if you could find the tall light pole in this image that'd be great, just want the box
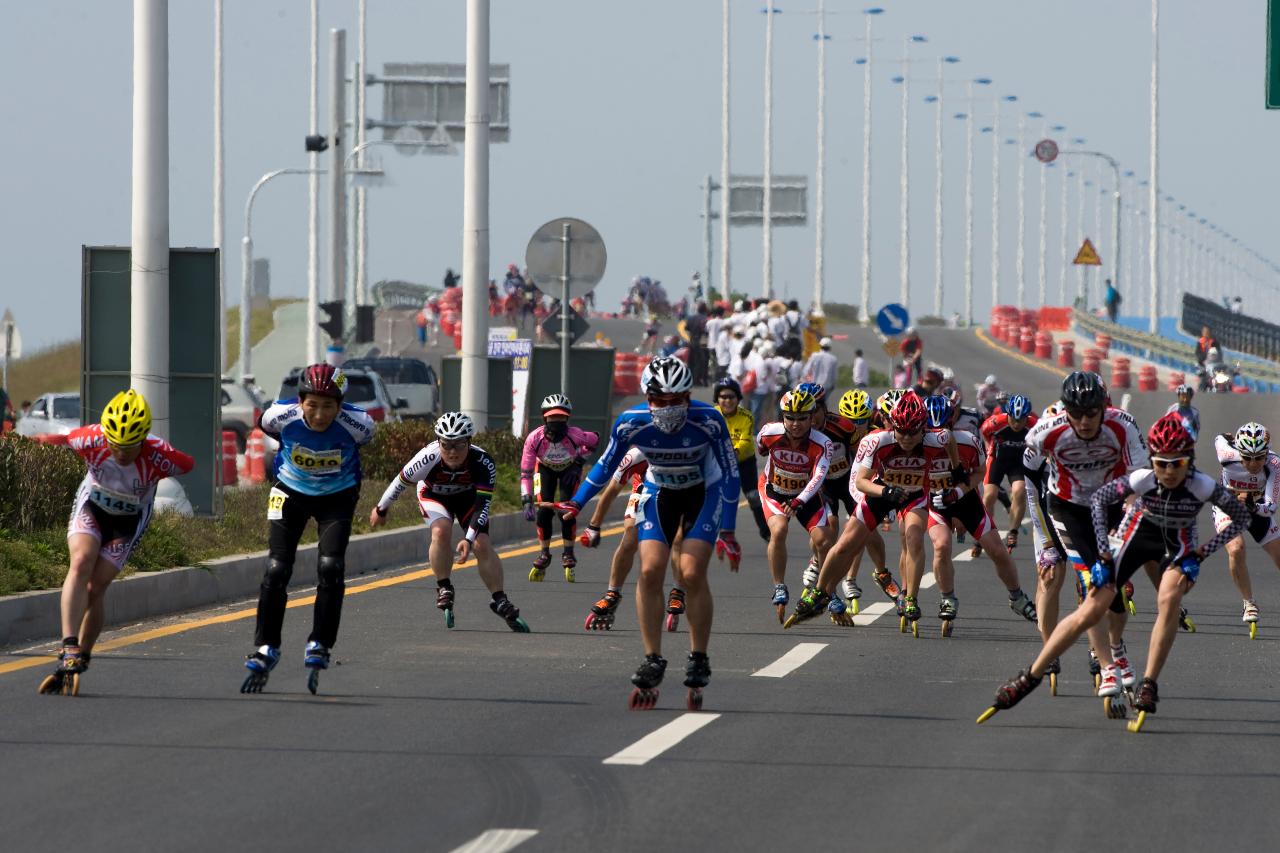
[957,76,989,325]
[1148,0,1161,334]
[924,55,960,319]
[1059,167,1071,305]
[328,29,346,316]
[307,0,320,365]
[894,35,927,310]
[354,0,369,310]
[460,0,491,428]
[1013,110,1028,308]
[214,0,225,374]
[857,7,883,324]
[720,0,731,303]
[988,93,1016,311]
[762,5,777,299]
[812,1,829,316]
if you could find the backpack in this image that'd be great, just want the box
[780,313,803,360]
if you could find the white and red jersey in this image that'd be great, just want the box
[67,425,195,516]
[1022,408,1148,506]
[852,428,951,493]
[1214,434,1280,507]
[611,446,650,493]
[756,422,832,503]
[927,430,983,491]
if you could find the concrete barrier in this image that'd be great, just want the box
[0,503,625,648]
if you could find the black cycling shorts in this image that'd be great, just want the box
[984,446,1026,486]
[823,475,856,518]
[1047,494,1122,577]
[1111,516,1194,614]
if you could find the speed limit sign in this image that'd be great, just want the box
[1034,138,1059,164]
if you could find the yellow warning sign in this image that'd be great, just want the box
[1073,238,1102,266]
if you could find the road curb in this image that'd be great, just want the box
[0,503,623,648]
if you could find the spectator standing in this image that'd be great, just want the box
[1104,279,1121,323]
[1195,325,1220,367]
[443,268,459,289]
[801,337,839,391]
[852,349,869,388]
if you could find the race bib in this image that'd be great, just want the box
[770,468,808,495]
[650,466,703,489]
[88,485,141,516]
[532,471,542,495]
[290,446,343,475]
[828,455,850,478]
[267,487,288,520]
[882,471,924,488]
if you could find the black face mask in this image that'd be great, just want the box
[544,421,568,441]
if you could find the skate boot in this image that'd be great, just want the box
[38,643,87,696]
[665,588,686,632]
[871,569,902,603]
[782,586,832,629]
[1009,590,1038,623]
[956,530,966,545]
[629,653,668,710]
[977,668,1043,723]
[683,651,711,710]
[1111,644,1136,690]
[900,595,921,637]
[828,595,854,627]
[304,641,330,695]
[490,596,531,632]
[437,583,456,628]
[840,578,862,615]
[802,557,820,589]
[938,594,958,638]
[1128,678,1159,733]
[1178,606,1196,632]
[1045,657,1062,696]
[969,542,983,559]
[1005,529,1018,550]
[1098,664,1129,719]
[585,590,622,631]
[562,548,577,583]
[240,645,280,694]
[772,583,790,625]
[1243,599,1260,640]
[528,549,552,582]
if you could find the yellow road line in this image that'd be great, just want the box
[973,327,1068,378]
[0,522,628,677]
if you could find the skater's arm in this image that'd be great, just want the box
[375,445,437,511]
[1260,455,1280,516]
[1024,471,1053,555]
[587,477,625,527]
[336,404,375,445]
[143,437,196,477]
[570,416,636,506]
[1089,476,1132,561]
[796,433,833,506]
[1214,433,1240,465]
[519,428,541,499]
[707,411,741,525]
[464,453,498,543]
[1202,482,1251,558]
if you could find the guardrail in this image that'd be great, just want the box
[372,280,439,309]
[1182,293,1280,363]
[1072,309,1280,392]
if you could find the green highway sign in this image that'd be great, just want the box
[1269,0,1280,108]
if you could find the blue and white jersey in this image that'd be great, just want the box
[262,400,375,496]
[572,400,741,530]
[1164,403,1201,440]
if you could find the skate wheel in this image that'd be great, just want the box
[899,615,907,634]
[444,608,455,629]
[1127,710,1147,733]
[1049,673,1058,697]
[509,617,531,633]
[1250,622,1258,640]
[850,598,860,615]
[782,614,798,630]
[665,613,679,633]
[68,673,79,696]
[629,687,659,710]
[240,672,267,694]
[1126,600,1137,616]
[307,669,320,695]
[564,568,576,583]
[776,604,786,625]
[976,707,998,725]
[686,688,703,712]
[527,567,544,582]
[37,674,60,695]
[1093,673,1101,692]
[941,620,953,638]
[1103,696,1127,719]
[911,620,919,639]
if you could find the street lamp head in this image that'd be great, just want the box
[1051,124,1067,132]
[924,95,939,103]
[1072,137,1087,144]
[910,34,927,43]
[1067,171,1075,177]
[973,77,992,85]
[864,7,884,14]
[943,56,961,63]
[760,7,782,14]
[854,57,868,64]
[1004,138,1016,145]
[1003,95,1018,102]
[1028,111,1043,118]
[1123,170,1135,177]
[980,126,994,133]
[953,112,968,119]
[891,75,905,83]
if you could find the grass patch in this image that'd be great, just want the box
[225,298,300,368]
[836,364,891,390]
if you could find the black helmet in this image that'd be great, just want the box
[1061,371,1107,411]
[714,377,742,400]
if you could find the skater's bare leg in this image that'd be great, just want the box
[428,519,454,583]
[1031,586,1117,676]
[678,539,714,652]
[976,528,1021,591]
[818,518,871,593]
[472,535,504,593]
[900,509,928,598]
[1036,559,1067,643]
[1226,536,1253,601]
[1144,569,1191,680]
[929,523,955,593]
[1008,480,1028,532]
[608,523,639,588]
[766,515,789,585]
[637,540,673,655]
[60,534,102,641]
[77,557,120,654]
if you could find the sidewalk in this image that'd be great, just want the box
[227,302,309,399]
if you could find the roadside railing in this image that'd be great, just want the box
[1182,293,1280,363]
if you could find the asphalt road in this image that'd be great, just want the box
[3,325,1280,852]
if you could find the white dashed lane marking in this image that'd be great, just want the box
[751,643,828,678]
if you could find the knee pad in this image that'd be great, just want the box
[263,557,293,590]
[317,555,345,587]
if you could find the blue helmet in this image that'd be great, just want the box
[796,382,827,405]
[1007,394,1032,420]
[924,394,952,429]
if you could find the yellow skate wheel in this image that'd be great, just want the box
[899,615,907,633]
[528,566,545,582]
[37,674,59,695]
[782,614,798,630]
[564,567,576,583]
[976,707,998,725]
[1049,673,1058,696]
[911,620,920,638]
[1126,599,1137,616]
[776,604,786,625]
[850,598,860,615]
[1250,622,1258,640]
[941,621,952,638]
[1103,695,1127,719]
[1127,710,1147,733]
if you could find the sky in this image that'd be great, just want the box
[2,0,1278,353]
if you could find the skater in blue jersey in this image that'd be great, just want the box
[560,356,741,710]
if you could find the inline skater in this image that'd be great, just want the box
[980,394,1038,550]
[40,390,194,696]
[241,365,372,695]
[981,414,1248,727]
[370,412,530,634]
[838,390,907,606]
[714,377,770,540]
[796,383,854,586]
[1018,372,1145,694]
[1165,384,1201,440]
[787,392,946,631]
[1216,423,1280,633]
[520,394,599,582]
[758,387,834,622]
[561,356,741,710]
[923,395,1036,635]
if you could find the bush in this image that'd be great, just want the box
[0,435,84,534]
[823,303,860,324]
[361,421,524,482]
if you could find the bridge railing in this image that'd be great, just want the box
[372,280,439,309]
[1182,293,1280,363]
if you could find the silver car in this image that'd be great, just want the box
[16,392,80,438]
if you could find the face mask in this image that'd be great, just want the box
[543,421,568,441]
[650,404,689,434]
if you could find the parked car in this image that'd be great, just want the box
[221,377,264,452]
[15,392,80,438]
[343,357,439,420]
[277,367,406,424]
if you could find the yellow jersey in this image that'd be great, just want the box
[721,407,756,462]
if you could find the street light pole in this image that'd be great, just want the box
[927,56,959,318]
[762,4,775,300]
[214,0,225,374]
[858,7,883,324]
[1014,110,1027,308]
[896,36,925,311]
[812,1,828,316]
[460,0,491,429]
[307,0,320,365]
[1059,168,1070,305]
[1149,0,1161,334]
[720,0,731,303]
[355,0,369,310]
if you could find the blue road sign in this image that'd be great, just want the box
[876,303,910,336]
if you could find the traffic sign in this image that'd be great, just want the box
[1034,138,1059,164]
[881,337,900,358]
[1073,238,1102,266]
[875,303,910,336]
[524,218,607,300]
[541,303,590,346]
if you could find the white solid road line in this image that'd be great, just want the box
[603,713,722,766]
[751,642,828,678]
[851,601,895,626]
[920,572,937,590]
[449,829,539,853]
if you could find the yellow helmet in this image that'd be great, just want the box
[101,389,152,446]
[838,389,871,421]
[877,389,906,419]
[779,389,817,415]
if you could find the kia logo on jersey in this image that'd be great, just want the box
[773,448,812,467]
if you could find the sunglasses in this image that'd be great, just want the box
[1065,407,1102,419]
[1241,453,1267,462]
[649,394,686,408]
[782,413,810,422]
[1152,456,1190,470]
[895,428,923,438]
[440,439,470,451]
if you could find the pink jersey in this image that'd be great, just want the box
[67,425,195,515]
[519,425,599,498]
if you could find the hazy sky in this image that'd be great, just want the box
[2,0,1277,352]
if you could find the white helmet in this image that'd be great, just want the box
[1235,422,1271,456]
[434,411,476,441]
[985,374,998,386]
[641,356,694,395]
[540,393,572,414]
[819,337,833,349]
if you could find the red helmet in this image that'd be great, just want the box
[890,390,927,432]
[298,364,347,401]
[1148,412,1193,456]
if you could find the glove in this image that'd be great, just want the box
[716,531,742,572]
[578,524,601,548]
[555,500,582,523]
[1037,546,1062,573]
[787,497,804,515]
[881,485,907,508]
[1178,554,1200,583]
[1256,500,1276,518]
[1089,557,1114,589]
[930,488,960,510]
[950,465,970,487]
[521,494,535,522]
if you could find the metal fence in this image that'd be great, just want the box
[372,280,438,309]
[1182,293,1280,362]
